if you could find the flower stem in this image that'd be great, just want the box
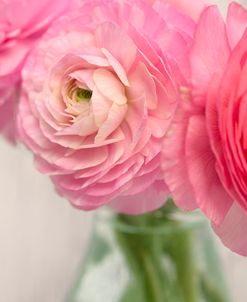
[114,202,230,302]
[164,228,200,302]
[115,210,180,302]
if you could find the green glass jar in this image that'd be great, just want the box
[68,202,231,302]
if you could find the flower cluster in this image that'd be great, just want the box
[2,0,247,255]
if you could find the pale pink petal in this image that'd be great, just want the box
[162,103,197,210]
[123,169,160,196]
[111,180,168,215]
[138,154,161,175]
[55,147,108,170]
[213,203,247,256]
[69,69,94,90]
[128,63,157,110]
[93,68,127,105]
[101,48,130,86]
[52,171,106,191]
[56,115,98,137]
[91,87,112,127]
[74,142,125,178]
[95,103,128,143]
[156,29,193,84]
[78,54,110,67]
[126,23,170,83]
[152,1,195,36]
[125,96,147,145]
[54,186,110,211]
[129,125,152,156]
[18,95,55,150]
[153,3,191,31]
[148,116,168,138]
[99,157,137,183]
[226,2,247,49]
[190,6,230,106]
[82,159,143,197]
[39,120,85,149]
[149,78,178,130]
[149,0,210,20]
[141,138,161,163]
[75,129,125,149]
[95,22,137,72]
[34,156,73,175]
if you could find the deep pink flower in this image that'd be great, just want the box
[0,0,78,142]
[162,2,247,255]
[18,0,194,214]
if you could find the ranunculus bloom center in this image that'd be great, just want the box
[75,88,92,102]
[46,51,129,140]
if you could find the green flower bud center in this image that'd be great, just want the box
[76,88,92,102]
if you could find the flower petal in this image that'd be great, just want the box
[226,2,247,49]
[213,203,247,256]
[186,115,233,225]
[95,22,137,72]
[190,5,230,106]
[93,68,127,105]
[111,180,168,215]
[95,103,128,143]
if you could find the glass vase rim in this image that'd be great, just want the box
[96,207,208,235]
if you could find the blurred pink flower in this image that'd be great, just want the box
[0,0,77,142]
[162,3,247,255]
[18,0,194,214]
[147,0,210,20]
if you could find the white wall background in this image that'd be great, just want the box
[0,1,247,301]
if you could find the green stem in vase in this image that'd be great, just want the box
[165,228,200,302]
[67,201,232,302]
[116,232,173,302]
[115,207,182,302]
[114,200,229,302]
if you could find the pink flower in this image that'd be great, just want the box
[162,2,247,255]
[0,0,78,142]
[18,0,194,214]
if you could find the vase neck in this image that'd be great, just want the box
[97,201,206,236]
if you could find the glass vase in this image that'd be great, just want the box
[68,201,231,302]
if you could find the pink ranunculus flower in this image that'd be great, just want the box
[0,0,79,142]
[162,2,247,255]
[18,0,195,214]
